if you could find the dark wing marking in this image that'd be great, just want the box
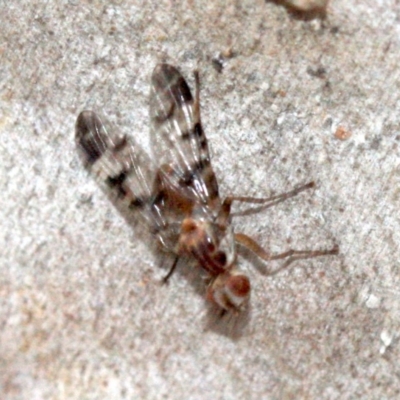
[75,111,166,232]
[149,64,220,210]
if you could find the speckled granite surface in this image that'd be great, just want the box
[1,1,400,398]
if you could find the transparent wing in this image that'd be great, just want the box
[75,110,166,233]
[149,64,220,210]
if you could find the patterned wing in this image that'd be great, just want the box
[149,64,220,210]
[75,111,166,233]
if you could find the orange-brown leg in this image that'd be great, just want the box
[228,181,315,217]
[217,181,314,227]
[235,232,338,273]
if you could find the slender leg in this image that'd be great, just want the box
[235,232,338,273]
[217,181,315,228]
[227,181,315,217]
[162,256,180,283]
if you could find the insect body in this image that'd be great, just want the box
[75,64,338,312]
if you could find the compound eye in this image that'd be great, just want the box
[227,274,250,300]
[207,272,251,311]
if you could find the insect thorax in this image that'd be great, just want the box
[177,207,236,276]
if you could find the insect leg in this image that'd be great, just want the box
[227,181,315,217]
[235,232,338,273]
[217,182,314,226]
[162,255,180,283]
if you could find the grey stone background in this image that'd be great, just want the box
[1,0,400,399]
